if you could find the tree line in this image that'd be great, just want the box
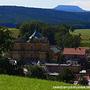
[19,21,81,48]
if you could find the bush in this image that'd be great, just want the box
[0,58,13,74]
[30,65,47,79]
[47,75,58,81]
[58,69,75,83]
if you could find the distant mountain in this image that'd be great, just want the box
[0,6,90,28]
[54,5,85,12]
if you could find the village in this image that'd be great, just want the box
[7,28,90,85]
[1,1,90,90]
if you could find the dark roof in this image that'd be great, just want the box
[15,30,48,43]
[27,30,47,42]
[29,30,43,39]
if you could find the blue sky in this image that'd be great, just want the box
[0,0,90,10]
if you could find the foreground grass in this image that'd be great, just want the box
[0,75,86,90]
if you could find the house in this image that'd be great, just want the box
[9,30,50,64]
[44,63,81,76]
[9,30,62,64]
[63,48,89,65]
[50,46,61,62]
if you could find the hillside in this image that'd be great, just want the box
[0,75,78,90]
[54,5,85,12]
[9,28,20,38]
[0,6,90,28]
[71,29,90,47]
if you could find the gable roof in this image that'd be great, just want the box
[63,48,87,55]
[27,30,46,42]
[29,30,43,40]
[50,46,60,54]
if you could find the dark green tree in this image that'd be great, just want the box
[30,65,47,79]
[19,21,56,44]
[58,69,75,83]
[72,34,81,48]
[0,26,14,57]
[55,25,81,48]
[56,24,75,36]
[19,21,46,36]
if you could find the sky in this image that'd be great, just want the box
[0,0,90,10]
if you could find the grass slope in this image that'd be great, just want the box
[72,29,90,47]
[0,75,78,90]
[9,28,20,38]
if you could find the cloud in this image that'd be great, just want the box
[0,0,90,10]
[0,0,27,6]
[76,1,90,10]
[28,0,90,10]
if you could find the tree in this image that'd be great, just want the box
[19,21,45,36]
[58,69,75,83]
[55,25,81,48]
[20,22,78,46]
[0,26,14,57]
[0,57,17,75]
[30,65,47,79]
[72,34,81,48]
[19,21,57,44]
[57,24,71,35]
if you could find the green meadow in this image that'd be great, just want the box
[71,29,90,47]
[0,75,89,90]
[9,28,20,38]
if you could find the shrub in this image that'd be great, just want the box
[58,69,75,83]
[30,65,47,79]
[0,57,14,74]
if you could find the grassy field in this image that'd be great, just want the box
[0,75,81,90]
[71,29,90,47]
[9,28,20,38]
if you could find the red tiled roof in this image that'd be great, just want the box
[63,48,87,55]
